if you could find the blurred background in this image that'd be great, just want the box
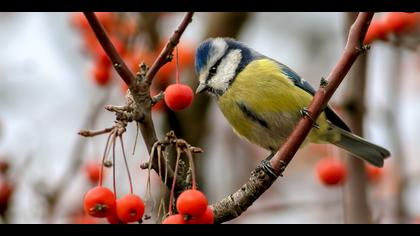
[0,12,419,224]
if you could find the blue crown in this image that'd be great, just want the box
[195,38,259,75]
[195,39,212,74]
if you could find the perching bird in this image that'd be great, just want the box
[194,37,390,173]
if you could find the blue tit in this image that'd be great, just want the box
[194,37,390,169]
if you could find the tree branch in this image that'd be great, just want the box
[82,12,194,193]
[211,12,374,224]
[84,12,136,86]
[146,12,194,84]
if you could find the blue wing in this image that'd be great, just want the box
[276,61,352,132]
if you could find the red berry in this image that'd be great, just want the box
[162,214,187,224]
[0,180,13,215]
[364,19,387,44]
[83,186,116,218]
[92,63,112,86]
[365,164,383,183]
[176,189,208,217]
[316,158,347,186]
[84,162,102,184]
[106,209,126,224]
[164,84,193,111]
[116,194,145,223]
[383,12,418,34]
[188,207,214,224]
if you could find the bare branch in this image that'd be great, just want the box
[145,12,194,84]
[211,12,375,224]
[78,127,114,137]
[83,12,136,86]
[82,12,195,194]
[151,91,165,106]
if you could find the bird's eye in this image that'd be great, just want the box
[209,66,217,75]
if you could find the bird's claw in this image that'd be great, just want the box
[300,107,320,129]
[261,159,280,178]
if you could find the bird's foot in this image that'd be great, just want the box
[261,159,280,178]
[300,107,320,129]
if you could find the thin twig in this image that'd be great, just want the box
[145,12,194,84]
[151,91,165,106]
[112,133,117,196]
[132,122,140,155]
[78,127,114,137]
[83,12,136,86]
[119,136,133,194]
[169,148,182,215]
[100,130,114,186]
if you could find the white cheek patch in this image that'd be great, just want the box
[209,49,242,92]
[199,38,228,85]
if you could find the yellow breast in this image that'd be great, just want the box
[217,59,330,151]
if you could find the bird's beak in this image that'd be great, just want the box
[195,83,208,94]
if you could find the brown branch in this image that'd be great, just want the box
[84,12,136,86]
[145,12,194,84]
[82,12,194,193]
[211,12,375,224]
[78,127,113,137]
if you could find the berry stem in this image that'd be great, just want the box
[132,122,140,156]
[185,148,197,190]
[175,46,180,84]
[157,145,167,216]
[100,130,114,186]
[120,136,134,194]
[169,148,182,215]
[112,133,117,196]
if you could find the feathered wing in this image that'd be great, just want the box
[275,61,351,131]
[274,60,390,166]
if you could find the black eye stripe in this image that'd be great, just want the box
[205,58,223,83]
[209,66,217,75]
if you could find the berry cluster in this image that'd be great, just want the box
[83,185,145,224]
[82,138,145,224]
[73,13,200,224]
[161,136,213,224]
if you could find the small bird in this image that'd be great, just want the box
[194,37,390,174]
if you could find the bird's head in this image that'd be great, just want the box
[194,37,257,97]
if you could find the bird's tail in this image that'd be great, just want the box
[330,125,390,167]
